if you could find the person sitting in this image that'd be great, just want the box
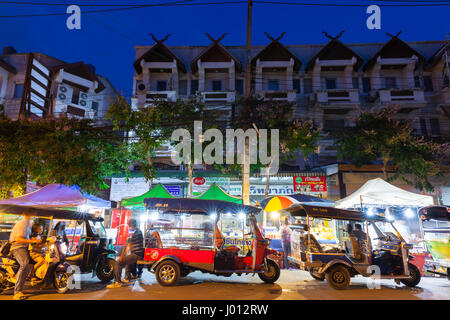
[145,223,162,249]
[29,223,46,280]
[53,222,69,247]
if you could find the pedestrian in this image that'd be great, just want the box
[9,208,42,300]
[280,216,292,269]
[107,219,144,288]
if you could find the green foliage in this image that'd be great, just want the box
[0,115,128,197]
[335,108,449,192]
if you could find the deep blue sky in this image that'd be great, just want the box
[0,1,449,95]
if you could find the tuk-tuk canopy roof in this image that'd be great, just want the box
[144,197,261,215]
[0,204,102,221]
[282,203,386,222]
[121,184,174,208]
[195,183,242,204]
[0,184,111,209]
[419,206,450,222]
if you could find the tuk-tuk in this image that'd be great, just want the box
[283,204,421,290]
[418,205,450,280]
[138,198,280,286]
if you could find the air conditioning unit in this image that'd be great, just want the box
[57,84,68,101]
[79,92,88,107]
[137,81,147,93]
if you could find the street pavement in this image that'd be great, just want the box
[0,270,448,300]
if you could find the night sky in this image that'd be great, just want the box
[1,1,449,95]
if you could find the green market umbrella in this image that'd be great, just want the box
[195,183,242,204]
[121,184,174,208]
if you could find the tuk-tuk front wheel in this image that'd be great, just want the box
[54,270,70,294]
[258,259,280,284]
[325,265,350,290]
[97,258,115,283]
[155,260,180,286]
[400,263,421,287]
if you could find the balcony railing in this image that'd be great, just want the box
[378,88,425,103]
[200,91,236,103]
[145,90,177,103]
[316,89,360,103]
[257,90,297,102]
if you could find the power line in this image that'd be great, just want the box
[2,0,450,18]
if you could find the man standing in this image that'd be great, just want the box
[9,208,42,300]
[280,216,292,269]
[107,219,144,288]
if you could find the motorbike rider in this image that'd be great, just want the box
[9,208,42,300]
[29,223,46,280]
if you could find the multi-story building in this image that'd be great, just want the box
[132,33,449,168]
[0,46,116,120]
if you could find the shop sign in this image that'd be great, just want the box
[228,184,294,196]
[110,177,150,201]
[293,176,327,198]
[193,177,205,185]
[192,177,231,195]
[165,185,181,197]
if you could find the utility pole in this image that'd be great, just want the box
[242,0,253,205]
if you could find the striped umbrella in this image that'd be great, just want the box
[260,196,299,212]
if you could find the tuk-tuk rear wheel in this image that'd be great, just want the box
[155,260,180,286]
[97,258,115,283]
[325,265,350,290]
[258,259,280,284]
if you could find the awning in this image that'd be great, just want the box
[122,184,174,208]
[195,183,242,204]
[0,204,101,221]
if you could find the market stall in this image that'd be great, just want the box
[335,178,434,273]
[195,183,243,204]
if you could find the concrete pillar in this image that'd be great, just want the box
[171,59,179,93]
[141,60,150,91]
[370,57,382,90]
[344,64,353,90]
[198,59,205,92]
[312,59,321,91]
[255,59,263,92]
[229,60,235,91]
[403,56,417,88]
[0,69,8,100]
[286,58,294,91]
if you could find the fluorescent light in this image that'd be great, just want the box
[209,213,217,220]
[238,212,245,220]
[404,208,415,218]
[367,207,374,216]
[270,211,279,219]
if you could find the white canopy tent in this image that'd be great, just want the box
[335,178,434,209]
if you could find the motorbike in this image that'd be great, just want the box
[0,236,72,294]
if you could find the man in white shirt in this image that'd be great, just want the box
[9,208,42,300]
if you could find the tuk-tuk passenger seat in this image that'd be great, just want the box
[345,224,362,261]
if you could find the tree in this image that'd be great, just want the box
[335,108,449,192]
[0,114,129,197]
[228,97,321,197]
[107,95,212,193]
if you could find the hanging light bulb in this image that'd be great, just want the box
[404,208,415,219]
[367,207,374,216]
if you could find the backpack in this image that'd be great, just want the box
[0,241,11,256]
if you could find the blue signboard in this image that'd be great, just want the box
[165,185,181,197]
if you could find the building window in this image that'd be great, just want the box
[91,101,99,112]
[352,77,359,89]
[430,119,441,136]
[71,87,80,104]
[179,80,187,95]
[268,79,279,91]
[414,76,421,88]
[156,80,167,91]
[211,80,222,91]
[13,83,24,98]
[303,78,312,94]
[362,77,371,93]
[384,77,397,89]
[420,118,428,136]
[423,76,433,92]
[325,78,337,90]
[235,79,244,95]
[323,119,345,132]
[190,80,198,95]
[293,79,300,93]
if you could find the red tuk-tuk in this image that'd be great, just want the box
[138,198,280,286]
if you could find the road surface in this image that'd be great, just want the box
[0,269,448,300]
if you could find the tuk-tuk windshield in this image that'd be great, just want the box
[88,220,107,238]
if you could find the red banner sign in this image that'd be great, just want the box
[293,176,327,198]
